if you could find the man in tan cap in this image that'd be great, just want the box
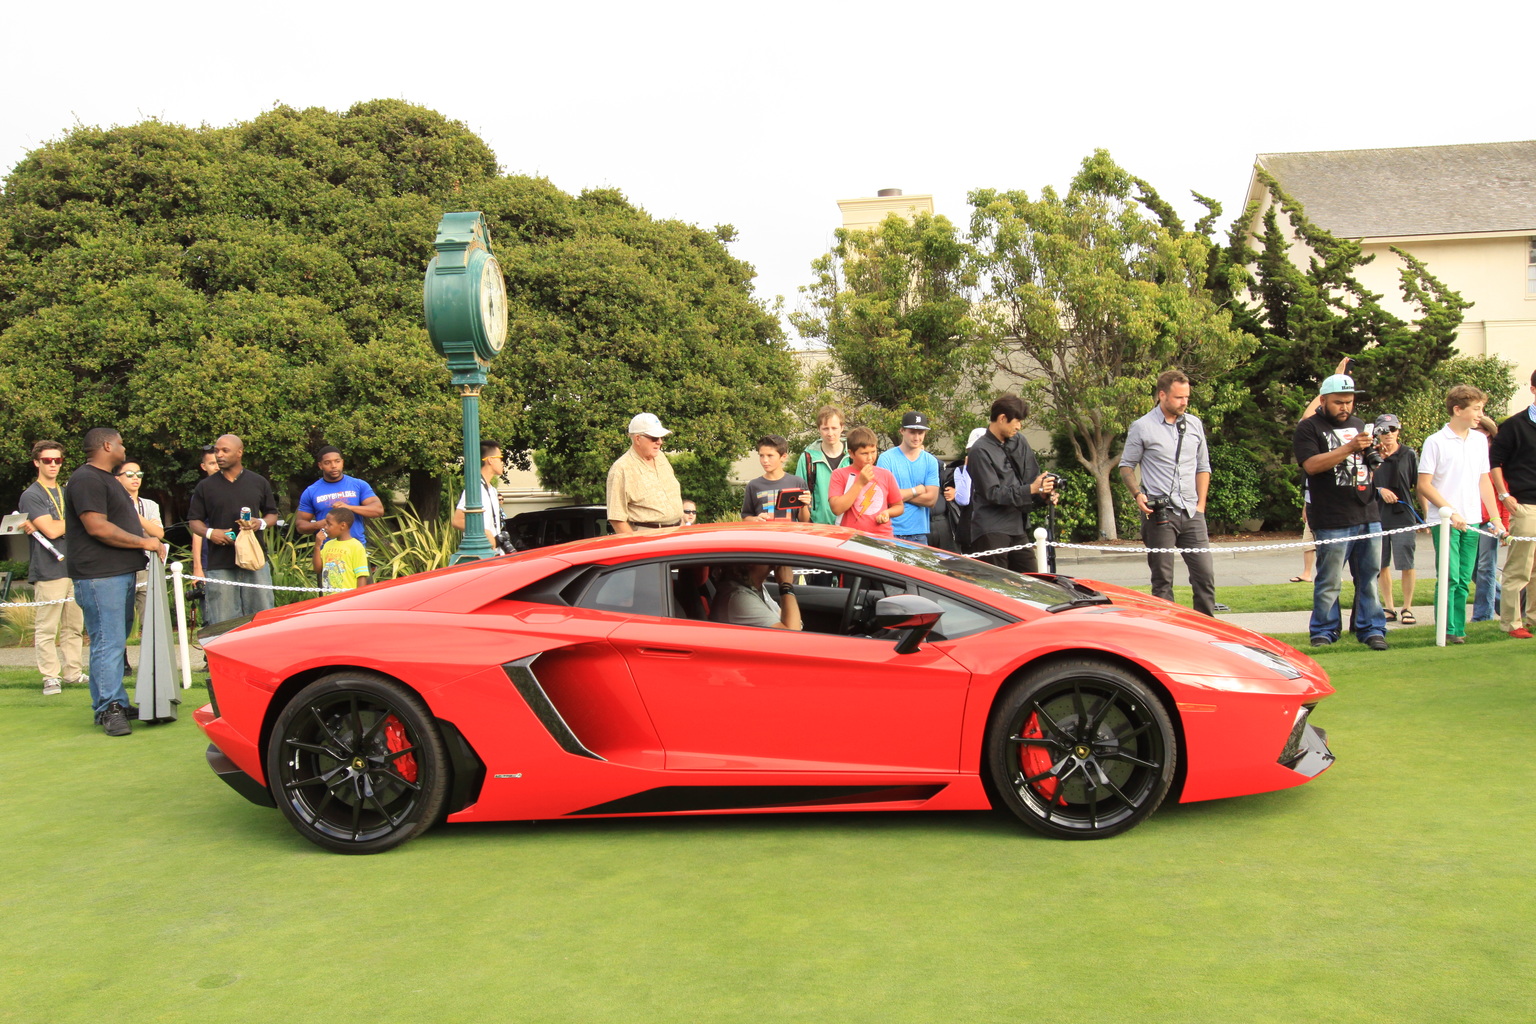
[607,413,683,533]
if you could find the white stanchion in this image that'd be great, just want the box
[170,561,192,690]
[1034,527,1049,574]
[1435,509,1453,648]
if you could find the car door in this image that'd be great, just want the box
[602,559,973,773]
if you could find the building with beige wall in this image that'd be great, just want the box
[1243,141,1536,404]
[836,189,935,233]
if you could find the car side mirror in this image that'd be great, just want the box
[871,595,942,654]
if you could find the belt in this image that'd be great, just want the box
[629,521,680,529]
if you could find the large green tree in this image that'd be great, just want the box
[1165,169,1469,520]
[968,151,1255,539]
[789,211,987,443]
[0,100,794,518]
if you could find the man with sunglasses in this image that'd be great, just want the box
[452,440,507,547]
[18,440,85,696]
[115,461,164,631]
[606,413,683,533]
[1370,414,1419,625]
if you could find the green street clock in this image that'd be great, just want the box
[423,210,507,563]
[423,211,508,385]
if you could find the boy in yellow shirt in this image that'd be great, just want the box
[313,508,370,590]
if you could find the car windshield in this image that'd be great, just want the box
[837,535,1085,608]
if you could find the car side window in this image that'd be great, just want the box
[915,585,1007,641]
[575,563,668,617]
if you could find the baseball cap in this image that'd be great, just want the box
[1373,414,1401,432]
[627,412,671,437]
[1319,374,1359,396]
[900,411,931,430]
[966,427,988,450]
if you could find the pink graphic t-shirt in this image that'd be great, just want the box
[828,465,900,537]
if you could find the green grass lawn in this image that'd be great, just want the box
[3,640,1531,1023]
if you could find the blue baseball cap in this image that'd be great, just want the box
[1319,374,1359,396]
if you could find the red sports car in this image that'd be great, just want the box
[195,523,1334,854]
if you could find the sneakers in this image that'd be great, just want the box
[1310,636,1333,648]
[97,701,132,737]
[1449,635,1467,645]
[1365,635,1389,651]
[42,677,62,696]
[1508,627,1533,639]
[63,674,90,686]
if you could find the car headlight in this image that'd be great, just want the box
[1210,641,1303,680]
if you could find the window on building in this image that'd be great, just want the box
[1529,238,1536,294]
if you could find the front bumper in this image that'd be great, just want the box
[1279,707,1334,779]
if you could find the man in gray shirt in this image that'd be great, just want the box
[1119,370,1216,616]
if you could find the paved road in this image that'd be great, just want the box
[1054,531,1445,637]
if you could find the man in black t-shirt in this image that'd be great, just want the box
[1293,374,1387,650]
[188,434,279,624]
[64,427,165,736]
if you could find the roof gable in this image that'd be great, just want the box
[1254,140,1536,238]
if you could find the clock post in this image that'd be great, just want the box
[423,211,509,564]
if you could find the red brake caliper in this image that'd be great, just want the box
[1021,712,1062,804]
[383,715,419,783]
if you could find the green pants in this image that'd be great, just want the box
[1431,525,1481,637]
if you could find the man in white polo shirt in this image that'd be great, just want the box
[1417,384,1507,643]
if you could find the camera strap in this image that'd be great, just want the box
[1171,418,1187,510]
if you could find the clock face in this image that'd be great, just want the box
[479,255,508,354]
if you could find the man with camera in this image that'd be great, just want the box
[1293,374,1388,650]
[1119,370,1217,617]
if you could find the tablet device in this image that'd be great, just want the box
[773,488,805,512]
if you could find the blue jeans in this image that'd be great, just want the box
[205,565,275,625]
[1473,528,1501,621]
[895,533,929,546]
[73,573,135,715]
[1312,523,1386,643]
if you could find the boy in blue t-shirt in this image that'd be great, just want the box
[313,508,371,590]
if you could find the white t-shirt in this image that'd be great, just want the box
[1419,425,1490,525]
[455,478,504,532]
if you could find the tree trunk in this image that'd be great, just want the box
[408,469,442,523]
[1092,461,1119,541]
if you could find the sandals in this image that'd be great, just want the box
[1288,576,1313,583]
[1383,609,1397,622]
[1399,609,1416,625]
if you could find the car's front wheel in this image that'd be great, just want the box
[988,660,1175,840]
[267,673,448,854]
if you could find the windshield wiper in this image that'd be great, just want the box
[1035,574,1113,613]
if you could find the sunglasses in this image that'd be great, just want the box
[640,435,665,444]
[38,456,63,465]
[117,471,144,478]
[682,509,698,516]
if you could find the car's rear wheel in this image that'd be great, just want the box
[267,673,448,854]
[988,660,1175,840]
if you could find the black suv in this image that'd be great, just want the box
[504,505,611,551]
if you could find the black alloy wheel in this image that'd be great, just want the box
[267,673,449,854]
[988,660,1176,839]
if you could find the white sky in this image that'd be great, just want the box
[4,1,1528,345]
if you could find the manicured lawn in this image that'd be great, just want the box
[2,639,1530,1023]
[1125,578,1478,614]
